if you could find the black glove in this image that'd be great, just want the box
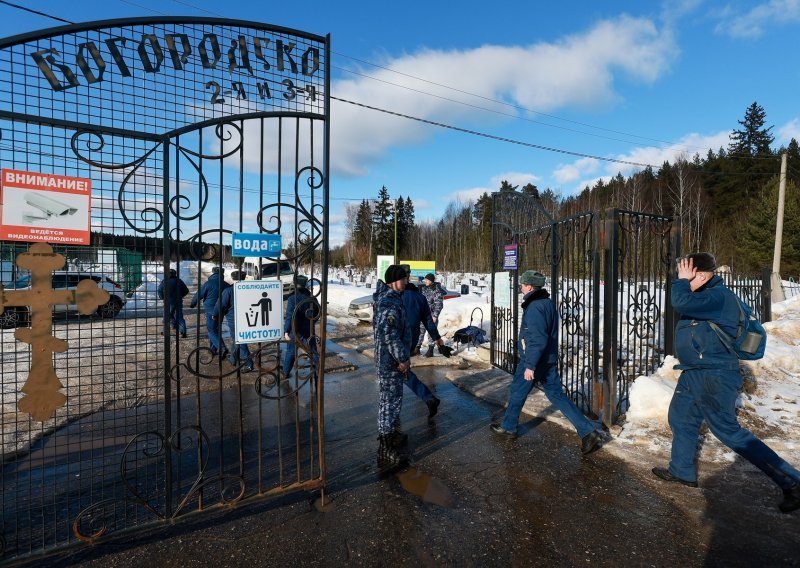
[438,345,453,358]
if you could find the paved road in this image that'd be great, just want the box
[35,344,800,567]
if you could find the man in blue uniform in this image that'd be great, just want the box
[190,266,230,359]
[652,253,800,513]
[158,268,189,338]
[402,278,451,418]
[214,270,253,372]
[283,275,320,380]
[417,272,446,357]
[373,264,411,466]
[491,270,603,455]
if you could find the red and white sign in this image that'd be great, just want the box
[0,169,92,245]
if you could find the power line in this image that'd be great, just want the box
[0,0,71,23]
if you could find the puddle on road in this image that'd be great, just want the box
[396,467,455,508]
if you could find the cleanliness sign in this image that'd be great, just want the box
[233,280,284,344]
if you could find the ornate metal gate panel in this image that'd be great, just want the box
[491,195,678,426]
[0,17,329,561]
[602,209,678,423]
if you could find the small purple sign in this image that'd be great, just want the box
[503,244,518,270]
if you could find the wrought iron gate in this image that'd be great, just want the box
[490,192,679,426]
[0,17,330,562]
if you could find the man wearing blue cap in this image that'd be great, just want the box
[491,270,603,455]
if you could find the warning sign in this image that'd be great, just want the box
[233,280,284,344]
[0,169,92,244]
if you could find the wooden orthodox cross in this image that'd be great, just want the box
[0,243,109,421]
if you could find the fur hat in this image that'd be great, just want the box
[424,273,436,282]
[294,275,309,288]
[212,266,223,274]
[520,270,546,287]
[384,264,407,284]
[686,252,716,272]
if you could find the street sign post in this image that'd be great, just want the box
[233,280,284,344]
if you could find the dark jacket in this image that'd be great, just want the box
[216,286,236,326]
[373,280,409,371]
[671,275,740,371]
[519,289,558,372]
[284,287,319,339]
[402,283,440,348]
[158,276,189,304]
[420,281,446,318]
[190,273,230,309]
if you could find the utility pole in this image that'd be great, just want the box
[393,198,398,260]
[771,152,787,304]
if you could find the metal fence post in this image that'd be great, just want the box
[601,208,619,428]
[664,217,681,356]
[761,267,772,323]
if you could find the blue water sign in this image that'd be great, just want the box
[232,232,282,257]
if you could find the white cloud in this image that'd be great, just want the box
[777,118,800,145]
[327,15,676,177]
[556,130,732,193]
[713,0,800,38]
[553,157,600,184]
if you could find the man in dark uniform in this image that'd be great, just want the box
[190,266,230,359]
[417,272,446,357]
[652,253,800,513]
[283,275,320,380]
[402,278,451,418]
[373,264,411,467]
[491,270,603,455]
[158,268,189,337]
[214,270,254,372]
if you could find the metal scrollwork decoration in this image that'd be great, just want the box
[70,130,165,234]
[626,286,660,340]
[73,426,244,542]
[558,287,586,336]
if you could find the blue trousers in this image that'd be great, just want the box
[223,316,253,369]
[163,304,186,334]
[283,334,318,378]
[205,309,222,354]
[501,361,595,438]
[405,370,434,402]
[668,368,800,488]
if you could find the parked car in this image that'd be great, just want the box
[0,271,127,328]
[348,289,462,322]
[240,257,297,297]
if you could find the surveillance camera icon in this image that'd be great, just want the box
[23,193,78,223]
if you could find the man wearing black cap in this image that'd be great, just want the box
[283,275,320,380]
[417,272,446,357]
[491,270,603,455]
[373,264,411,467]
[652,253,800,513]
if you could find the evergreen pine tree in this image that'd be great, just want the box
[728,101,774,156]
[738,177,800,274]
[373,186,394,255]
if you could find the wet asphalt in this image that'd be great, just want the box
[31,341,800,568]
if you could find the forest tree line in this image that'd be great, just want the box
[330,102,800,277]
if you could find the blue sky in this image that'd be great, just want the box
[1,0,799,246]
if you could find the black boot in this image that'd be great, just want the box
[426,397,440,418]
[388,429,408,448]
[580,430,603,455]
[779,484,800,513]
[411,346,420,357]
[377,435,405,470]
[424,345,435,358]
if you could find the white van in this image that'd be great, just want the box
[241,257,296,296]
